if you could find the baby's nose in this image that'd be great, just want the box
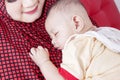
[52,39,56,45]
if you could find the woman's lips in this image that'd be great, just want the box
[24,6,38,14]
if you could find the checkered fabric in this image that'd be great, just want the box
[0,0,62,79]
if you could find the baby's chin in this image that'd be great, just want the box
[57,47,62,50]
[57,46,64,50]
[54,44,64,50]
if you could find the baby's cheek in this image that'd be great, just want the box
[60,40,66,48]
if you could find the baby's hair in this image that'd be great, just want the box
[47,0,93,31]
[47,0,83,16]
[47,0,90,22]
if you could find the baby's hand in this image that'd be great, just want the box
[29,46,50,67]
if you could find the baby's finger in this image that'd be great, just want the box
[38,46,43,50]
[30,47,36,55]
[45,48,48,53]
[29,52,37,63]
[29,52,33,57]
[29,52,34,59]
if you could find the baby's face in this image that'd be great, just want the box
[45,12,75,50]
[5,0,45,23]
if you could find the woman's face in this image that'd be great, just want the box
[5,0,45,23]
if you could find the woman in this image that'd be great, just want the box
[0,0,62,79]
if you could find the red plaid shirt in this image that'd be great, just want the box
[0,0,62,79]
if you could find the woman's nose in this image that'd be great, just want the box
[22,0,36,8]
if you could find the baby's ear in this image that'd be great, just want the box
[72,15,84,33]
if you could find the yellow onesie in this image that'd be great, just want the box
[61,27,120,80]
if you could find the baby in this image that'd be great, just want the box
[30,0,120,80]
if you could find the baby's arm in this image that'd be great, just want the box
[29,46,64,80]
